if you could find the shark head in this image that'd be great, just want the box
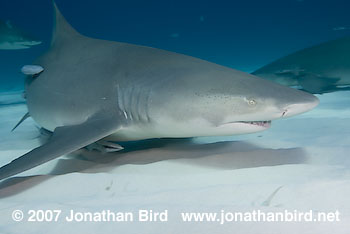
[0,20,42,49]
[149,65,319,137]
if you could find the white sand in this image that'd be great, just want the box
[0,91,349,233]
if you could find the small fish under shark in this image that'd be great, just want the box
[0,2,319,180]
[253,37,350,94]
[0,20,41,50]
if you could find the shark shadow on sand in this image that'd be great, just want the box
[0,139,307,198]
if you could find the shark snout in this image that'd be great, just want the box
[281,94,319,118]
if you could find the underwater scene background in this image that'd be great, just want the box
[1,0,350,90]
[1,0,350,233]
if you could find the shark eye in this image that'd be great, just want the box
[247,99,257,106]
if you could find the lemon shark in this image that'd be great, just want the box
[253,37,350,94]
[0,20,41,49]
[0,3,319,180]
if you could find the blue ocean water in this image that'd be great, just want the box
[1,2,350,233]
[1,0,350,91]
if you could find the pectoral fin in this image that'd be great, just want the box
[298,74,340,94]
[86,140,124,153]
[0,114,122,180]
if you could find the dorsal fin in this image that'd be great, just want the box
[51,1,82,46]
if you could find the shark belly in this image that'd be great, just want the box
[106,119,270,141]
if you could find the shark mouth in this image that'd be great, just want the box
[238,120,271,128]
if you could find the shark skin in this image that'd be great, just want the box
[253,37,350,94]
[0,20,41,49]
[0,2,319,180]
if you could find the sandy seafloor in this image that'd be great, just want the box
[0,89,349,234]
